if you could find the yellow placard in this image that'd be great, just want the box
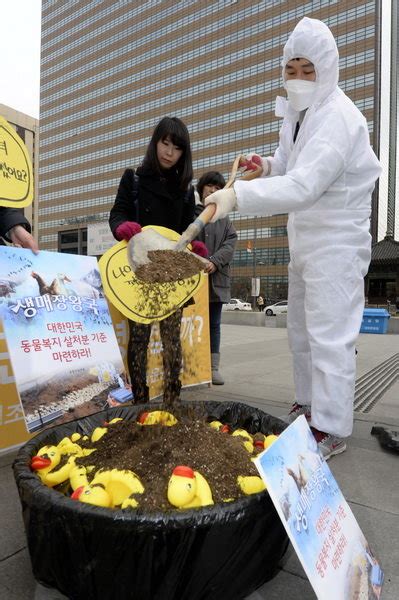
[0,116,34,208]
[0,321,31,452]
[99,226,205,324]
[108,277,211,399]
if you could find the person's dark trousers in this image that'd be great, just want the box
[127,310,183,404]
[209,302,224,385]
[127,319,151,403]
[209,302,223,354]
[160,309,183,404]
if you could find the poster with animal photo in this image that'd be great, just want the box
[255,416,384,600]
[0,247,128,433]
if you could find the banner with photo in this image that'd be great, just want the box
[0,247,126,433]
[255,416,384,600]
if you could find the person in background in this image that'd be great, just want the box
[203,18,381,458]
[0,207,39,252]
[195,171,237,385]
[109,116,207,404]
[256,295,264,312]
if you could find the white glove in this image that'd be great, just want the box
[204,188,237,222]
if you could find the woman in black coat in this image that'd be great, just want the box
[109,116,207,404]
[195,171,237,385]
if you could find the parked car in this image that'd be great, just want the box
[264,300,288,316]
[223,298,252,311]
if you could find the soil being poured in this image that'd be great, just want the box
[135,249,205,283]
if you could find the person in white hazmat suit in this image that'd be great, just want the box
[204,17,382,459]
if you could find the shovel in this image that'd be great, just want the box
[127,155,262,271]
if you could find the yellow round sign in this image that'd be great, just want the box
[0,116,34,208]
[99,226,205,324]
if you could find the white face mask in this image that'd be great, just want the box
[285,79,317,112]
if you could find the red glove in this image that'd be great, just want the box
[115,221,142,241]
[239,153,263,172]
[191,241,208,258]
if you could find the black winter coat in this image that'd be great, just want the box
[195,203,237,303]
[109,165,195,237]
[0,207,31,244]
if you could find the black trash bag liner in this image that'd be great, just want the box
[371,426,399,453]
[13,400,289,600]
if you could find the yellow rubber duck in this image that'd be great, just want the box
[264,434,279,449]
[89,417,125,444]
[57,437,85,456]
[209,420,229,433]
[91,426,108,443]
[232,429,254,453]
[70,467,144,509]
[167,465,213,509]
[69,464,96,491]
[103,417,124,426]
[253,432,279,451]
[237,475,266,495]
[138,410,177,426]
[91,468,144,506]
[30,445,77,488]
[71,483,112,508]
[253,433,267,450]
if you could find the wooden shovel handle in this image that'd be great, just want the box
[204,155,263,222]
[195,155,242,226]
[224,155,242,188]
[175,155,263,250]
[196,202,217,227]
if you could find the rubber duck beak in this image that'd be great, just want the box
[31,456,52,470]
[71,486,84,500]
[254,440,265,449]
[138,412,148,424]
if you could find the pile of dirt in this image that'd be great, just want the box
[73,409,272,511]
[135,249,204,283]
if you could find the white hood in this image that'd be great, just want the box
[282,17,339,107]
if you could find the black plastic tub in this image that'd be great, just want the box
[13,400,289,600]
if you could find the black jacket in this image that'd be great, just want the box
[195,203,237,303]
[0,208,31,244]
[109,166,195,238]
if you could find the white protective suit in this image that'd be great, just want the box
[234,18,381,437]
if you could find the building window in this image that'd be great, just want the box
[58,229,87,255]
[16,126,26,143]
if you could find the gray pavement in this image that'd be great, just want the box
[1,324,398,599]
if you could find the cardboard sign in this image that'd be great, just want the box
[99,226,205,324]
[108,277,211,400]
[0,116,34,208]
[0,247,126,433]
[0,321,32,451]
[255,416,384,600]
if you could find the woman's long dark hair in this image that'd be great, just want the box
[142,116,193,191]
